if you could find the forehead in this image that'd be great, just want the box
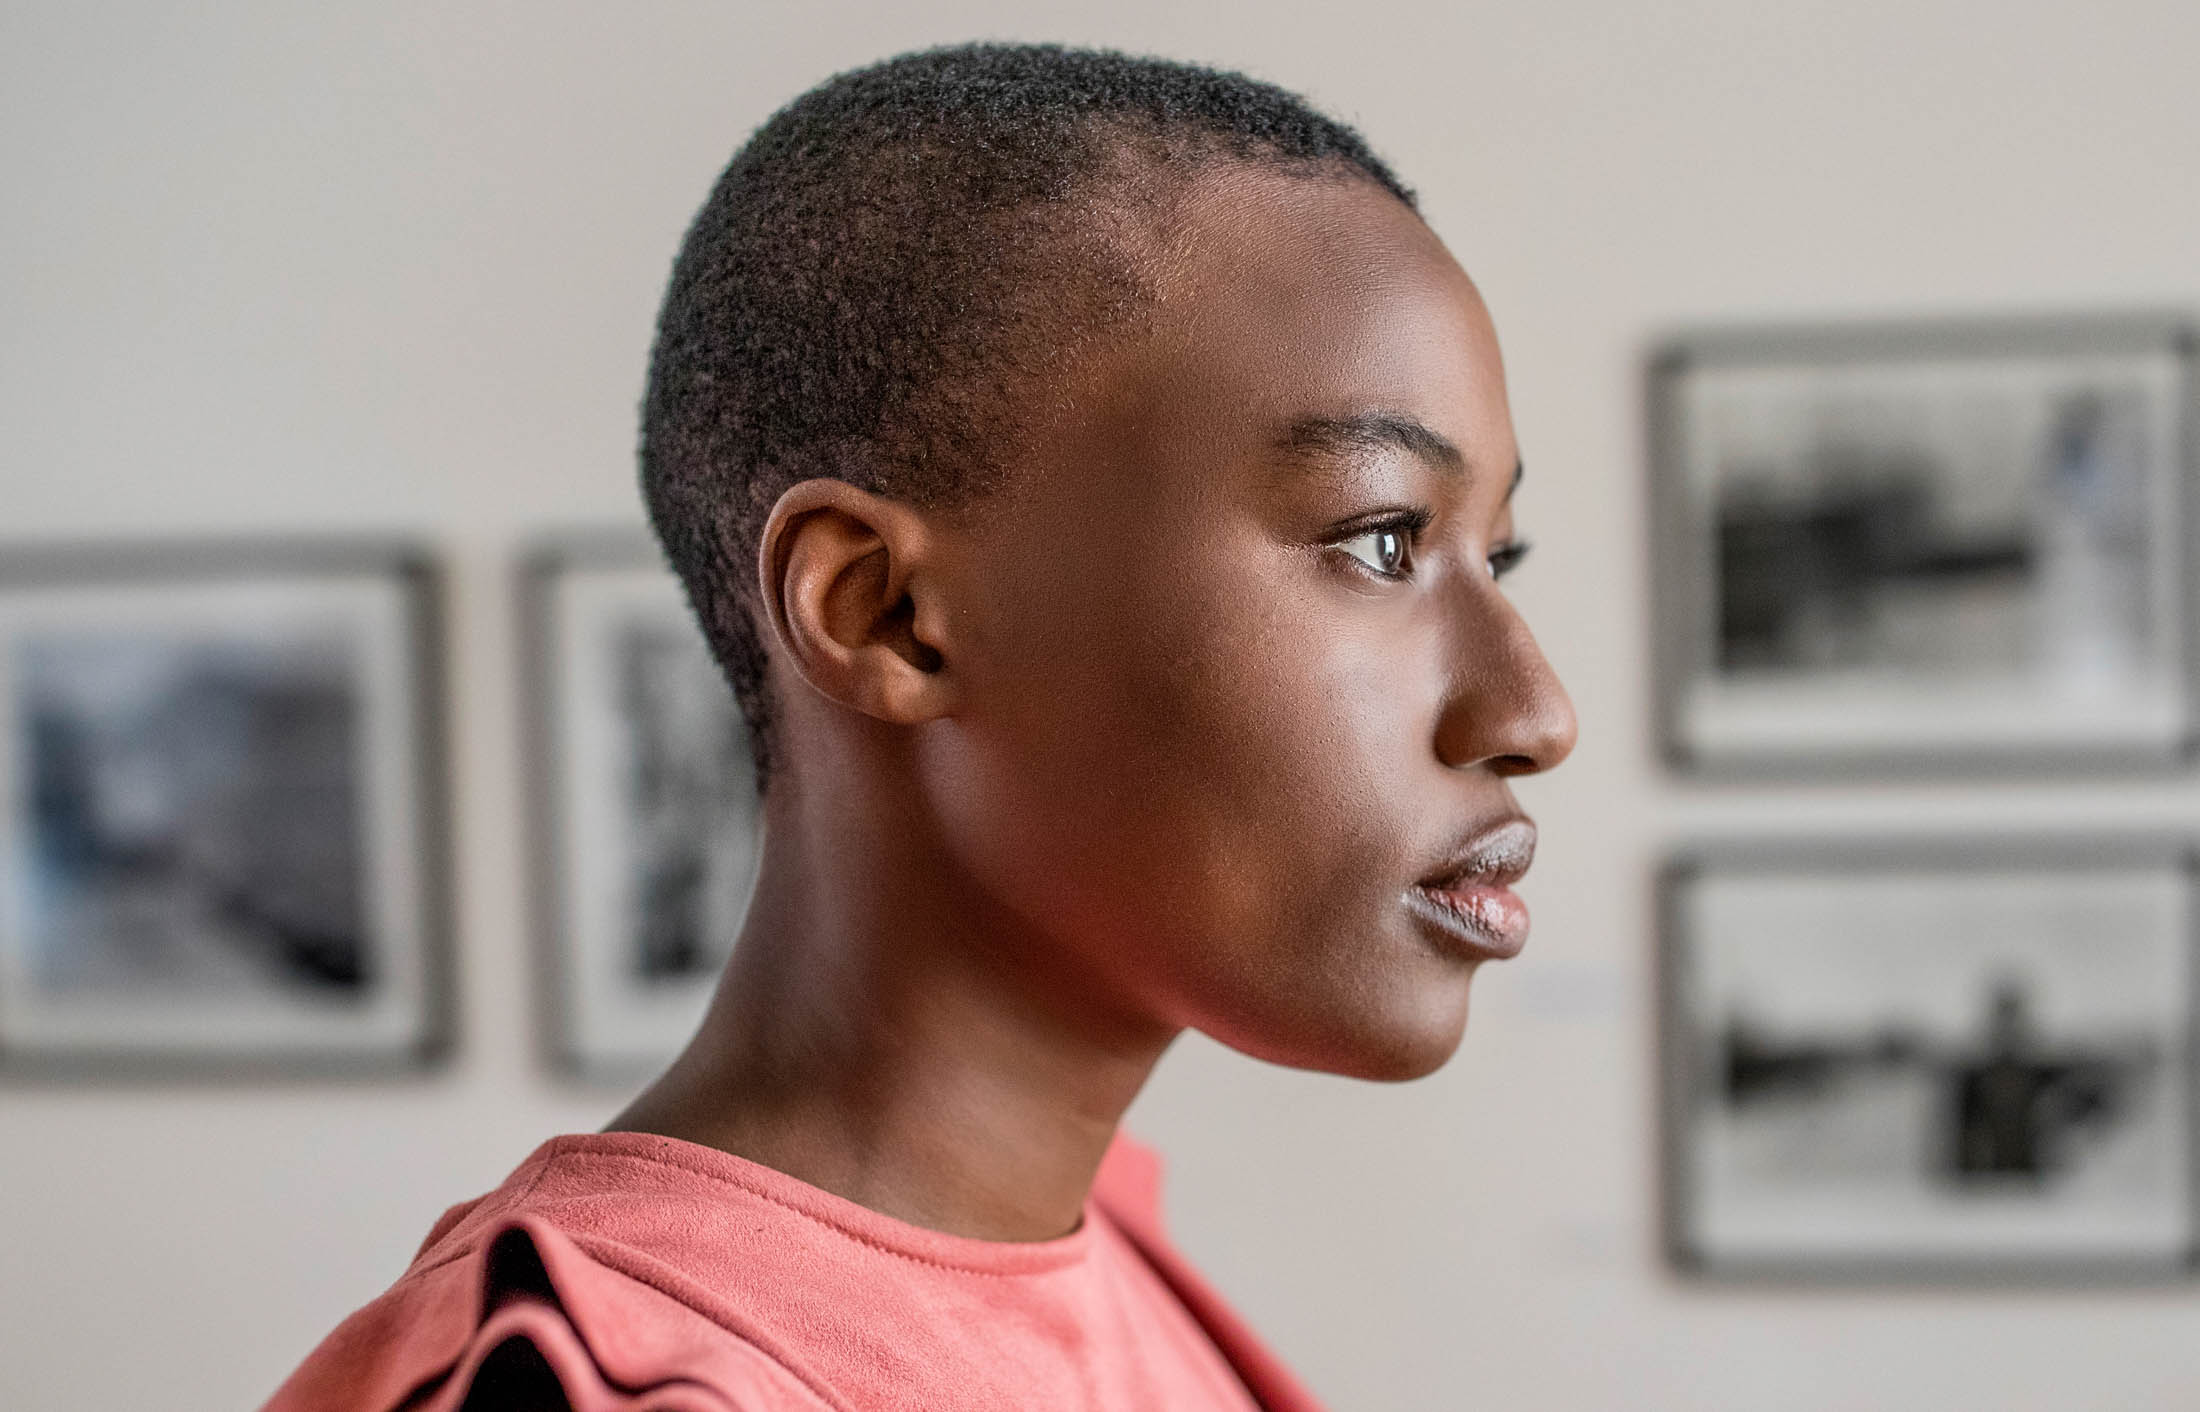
[1065,165,1513,489]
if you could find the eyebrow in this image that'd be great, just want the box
[1275,412,1524,499]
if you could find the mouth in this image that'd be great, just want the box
[1405,818,1537,961]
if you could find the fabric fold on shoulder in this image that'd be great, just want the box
[264,1215,833,1412]
[405,1295,731,1412]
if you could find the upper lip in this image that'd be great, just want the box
[1415,817,1537,891]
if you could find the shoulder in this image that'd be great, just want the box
[262,1130,1195,1412]
[1087,1134,1332,1412]
[262,1137,844,1412]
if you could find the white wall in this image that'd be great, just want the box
[5,3,2199,1408]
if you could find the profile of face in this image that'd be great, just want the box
[771,166,1577,1082]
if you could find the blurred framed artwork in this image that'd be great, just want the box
[523,536,760,1081]
[1649,314,2197,774]
[1659,841,2198,1280]
[0,541,449,1072]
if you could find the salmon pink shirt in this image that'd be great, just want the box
[264,1131,1324,1411]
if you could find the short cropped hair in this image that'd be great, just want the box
[640,42,1415,786]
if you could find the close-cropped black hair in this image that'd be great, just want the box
[640,42,1416,786]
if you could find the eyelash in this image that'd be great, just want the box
[1330,511,1532,583]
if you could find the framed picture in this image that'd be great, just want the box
[1649,314,2197,774]
[1659,841,2198,1280]
[523,536,760,1081]
[0,540,449,1072]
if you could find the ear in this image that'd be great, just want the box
[756,478,956,727]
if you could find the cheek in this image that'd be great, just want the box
[1148,609,1418,909]
[934,538,1442,1001]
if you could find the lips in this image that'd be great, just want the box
[1407,818,1537,960]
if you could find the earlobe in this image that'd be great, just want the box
[757,479,955,726]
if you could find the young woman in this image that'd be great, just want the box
[268,43,1574,1412]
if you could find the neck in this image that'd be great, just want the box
[610,753,1177,1242]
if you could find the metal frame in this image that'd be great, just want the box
[1646,311,2200,780]
[0,536,453,1078]
[1656,835,2200,1284]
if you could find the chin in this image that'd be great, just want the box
[1210,969,1479,1083]
[1329,1009,1473,1083]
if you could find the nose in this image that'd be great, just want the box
[1431,582,1578,776]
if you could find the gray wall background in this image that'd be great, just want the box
[5,2,2200,1407]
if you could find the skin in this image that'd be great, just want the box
[614,164,1577,1243]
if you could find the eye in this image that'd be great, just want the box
[1338,526,1414,579]
[1488,538,1532,580]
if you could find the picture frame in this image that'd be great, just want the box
[521,534,761,1082]
[0,539,450,1073]
[1658,839,2199,1281]
[1648,313,2198,775]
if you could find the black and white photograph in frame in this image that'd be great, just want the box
[1649,315,2196,773]
[524,537,761,1080]
[1660,842,2197,1279]
[0,542,447,1071]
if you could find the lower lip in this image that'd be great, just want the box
[1406,883,1530,960]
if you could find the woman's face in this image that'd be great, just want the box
[921,167,1577,1080]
